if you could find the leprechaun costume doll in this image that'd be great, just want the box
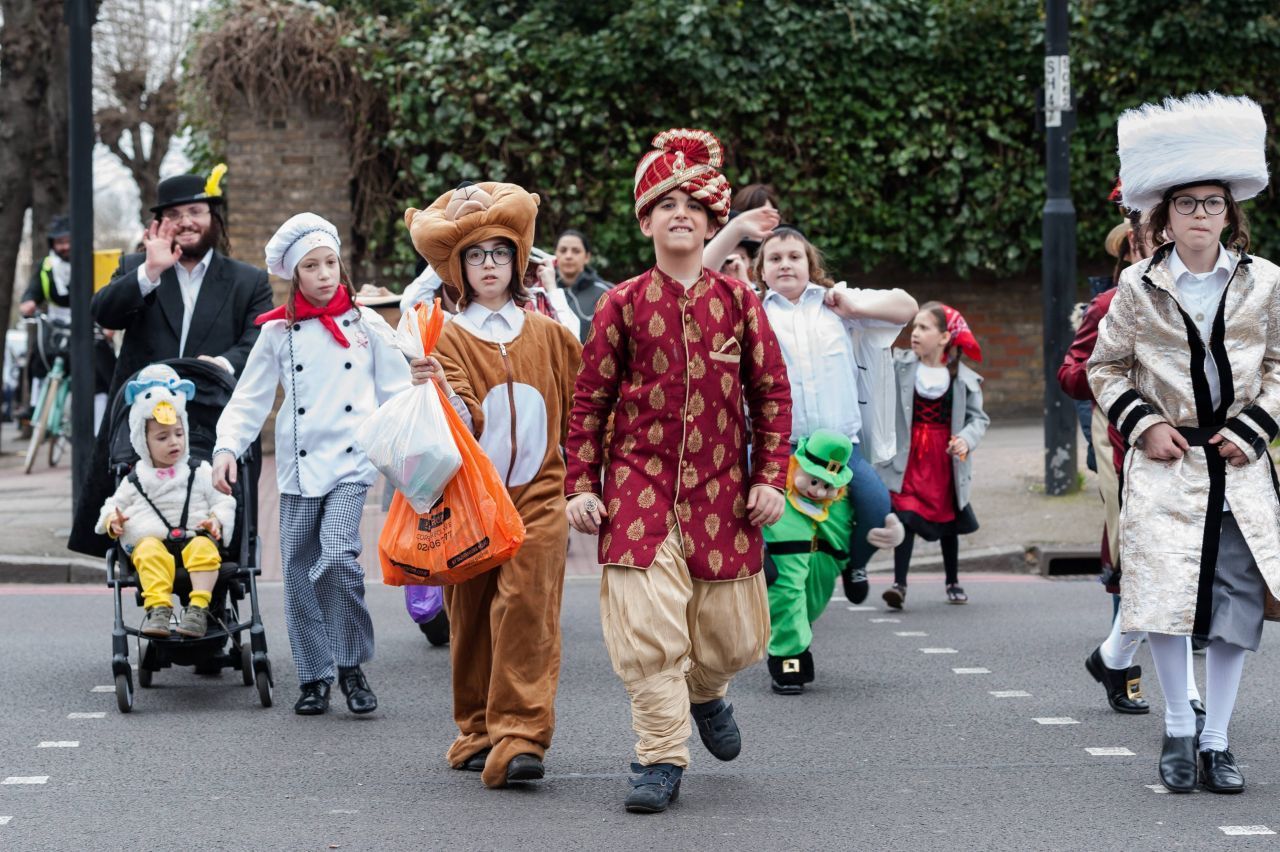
[764,429,902,694]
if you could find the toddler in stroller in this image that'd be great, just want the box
[96,363,235,637]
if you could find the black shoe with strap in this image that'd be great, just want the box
[841,566,869,604]
[1085,647,1149,714]
[691,698,741,761]
[337,665,378,714]
[768,655,804,695]
[1199,748,1245,794]
[625,763,683,814]
[294,680,330,716]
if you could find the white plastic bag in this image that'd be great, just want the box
[355,302,462,512]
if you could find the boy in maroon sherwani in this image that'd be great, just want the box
[565,128,792,813]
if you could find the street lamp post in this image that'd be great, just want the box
[66,0,95,507]
[1042,0,1077,496]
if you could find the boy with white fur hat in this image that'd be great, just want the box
[1089,93,1280,795]
[213,212,411,717]
[96,363,236,638]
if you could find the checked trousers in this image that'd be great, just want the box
[279,482,375,685]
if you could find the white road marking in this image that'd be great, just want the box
[0,816,12,825]
[1144,784,1169,794]
[329,809,359,815]
[845,606,876,612]
[2,777,49,785]
[90,685,114,693]
[37,741,79,748]
[1033,717,1079,725]
[920,648,958,654]
[894,631,928,637]
[989,690,1032,698]
[870,618,901,623]
[953,667,991,674]
[1085,747,1135,756]
[1220,826,1275,836]
[67,712,105,719]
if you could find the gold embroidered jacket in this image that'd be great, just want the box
[1088,245,1280,636]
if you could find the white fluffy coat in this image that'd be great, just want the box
[95,460,236,551]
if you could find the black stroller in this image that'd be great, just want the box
[104,358,273,712]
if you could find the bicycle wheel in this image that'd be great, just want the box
[22,378,56,474]
[48,387,71,467]
[49,433,67,467]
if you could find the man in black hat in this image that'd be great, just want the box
[19,214,72,322]
[68,165,273,556]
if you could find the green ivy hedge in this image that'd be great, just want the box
[276,0,1280,281]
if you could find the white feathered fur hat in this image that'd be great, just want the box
[125,363,195,467]
[1118,93,1269,213]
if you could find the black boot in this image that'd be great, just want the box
[767,655,805,695]
[1159,734,1198,793]
[798,648,815,684]
[294,680,330,716]
[625,762,682,814]
[1084,647,1149,714]
[841,565,869,604]
[691,698,741,761]
[1199,748,1245,794]
[337,665,378,714]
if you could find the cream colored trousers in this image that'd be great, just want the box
[1091,405,1120,566]
[600,526,769,767]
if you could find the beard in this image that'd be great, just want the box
[174,218,222,260]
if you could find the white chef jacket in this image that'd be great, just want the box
[214,305,411,496]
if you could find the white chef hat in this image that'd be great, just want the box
[1118,93,1269,213]
[264,212,342,280]
[125,363,195,465]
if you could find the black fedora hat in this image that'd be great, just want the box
[46,214,71,240]
[150,164,228,215]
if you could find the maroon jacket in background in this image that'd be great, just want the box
[1057,287,1125,475]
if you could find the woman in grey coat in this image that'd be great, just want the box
[875,302,989,608]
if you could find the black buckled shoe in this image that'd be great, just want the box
[841,566,869,604]
[458,748,490,772]
[1159,734,1198,793]
[337,665,378,714]
[768,655,805,695]
[294,680,330,716]
[625,762,683,814]
[1190,699,1207,739]
[691,698,741,761]
[798,648,815,684]
[1085,647,1149,714]
[1200,749,1245,794]
[506,753,545,783]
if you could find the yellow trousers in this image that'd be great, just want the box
[600,527,770,768]
[132,536,221,610]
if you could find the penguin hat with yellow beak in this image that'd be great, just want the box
[124,364,196,467]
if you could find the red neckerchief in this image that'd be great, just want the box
[255,286,352,348]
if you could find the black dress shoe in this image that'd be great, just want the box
[506,753,545,783]
[1200,749,1245,794]
[1085,647,1149,714]
[691,698,741,761]
[337,665,378,714]
[841,566,869,604]
[458,748,490,772]
[625,762,682,814]
[294,680,330,716]
[767,655,804,695]
[1190,699,1207,739]
[1159,734,1198,793]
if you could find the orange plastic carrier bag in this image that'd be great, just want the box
[378,302,526,586]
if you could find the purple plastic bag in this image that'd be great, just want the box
[405,584,444,624]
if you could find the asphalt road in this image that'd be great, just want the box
[2,573,1279,851]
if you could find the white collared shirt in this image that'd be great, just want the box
[1169,243,1236,410]
[137,249,215,356]
[762,283,903,443]
[453,299,526,344]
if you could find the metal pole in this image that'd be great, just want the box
[1042,0,1077,496]
[66,0,94,508]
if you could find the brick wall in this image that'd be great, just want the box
[221,96,354,306]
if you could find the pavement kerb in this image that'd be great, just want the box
[0,555,107,584]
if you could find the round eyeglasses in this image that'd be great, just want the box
[1172,195,1227,216]
[463,246,514,266]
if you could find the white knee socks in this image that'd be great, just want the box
[1147,632,1196,737]
[1200,640,1246,753]
[1099,612,1143,669]
[1184,638,1202,704]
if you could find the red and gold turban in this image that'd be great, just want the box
[633,128,732,226]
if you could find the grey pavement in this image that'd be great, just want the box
[0,419,1105,581]
[2,574,1279,850]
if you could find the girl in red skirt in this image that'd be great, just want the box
[878,302,989,608]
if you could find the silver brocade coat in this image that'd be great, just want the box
[1088,245,1280,636]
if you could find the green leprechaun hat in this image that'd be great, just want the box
[795,429,854,489]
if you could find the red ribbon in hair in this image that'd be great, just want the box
[254,286,353,348]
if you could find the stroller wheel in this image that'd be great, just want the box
[240,642,254,687]
[253,656,273,708]
[420,610,450,646]
[114,671,134,714]
[138,665,153,689]
[138,640,156,688]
